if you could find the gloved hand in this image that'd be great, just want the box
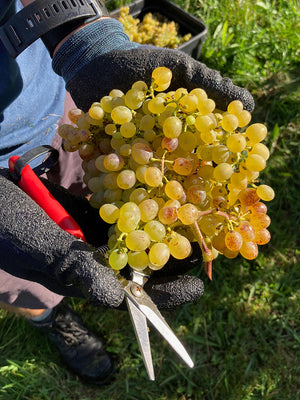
[0,168,204,309]
[52,18,255,112]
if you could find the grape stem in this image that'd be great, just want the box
[192,221,213,280]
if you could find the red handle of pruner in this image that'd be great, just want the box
[9,155,86,241]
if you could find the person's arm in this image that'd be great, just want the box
[0,1,23,118]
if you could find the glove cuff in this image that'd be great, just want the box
[52,18,140,85]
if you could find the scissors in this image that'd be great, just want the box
[9,146,194,381]
[121,269,194,380]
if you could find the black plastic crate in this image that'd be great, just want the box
[110,0,207,59]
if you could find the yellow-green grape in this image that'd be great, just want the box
[173,157,194,175]
[245,154,266,172]
[195,115,215,132]
[108,233,117,249]
[129,187,149,204]
[190,88,207,103]
[249,143,270,160]
[227,100,243,116]
[230,172,248,189]
[128,251,149,270]
[178,131,197,152]
[212,145,230,164]
[221,113,239,132]
[87,176,104,193]
[103,172,118,190]
[68,108,85,124]
[139,114,155,131]
[124,89,145,109]
[245,123,267,143]
[237,110,252,127]
[165,199,181,209]
[225,230,243,252]
[111,105,132,124]
[78,143,95,160]
[249,213,271,231]
[148,97,166,114]
[105,123,117,136]
[254,229,271,245]
[236,221,256,242]
[76,115,90,130]
[163,116,182,138]
[119,201,140,216]
[100,95,113,113]
[256,184,275,201]
[109,88,124,98]
[132,80,148,92]
[119,143,132,158]
[148,243,170,270]
[177,203,199,225]
[89,104,105,120]
[135,165,148,183]
[238,187,260,207]
[198,164,214,180]
[144,220,166,241]
[110,136,126,150]
[139,199,159,222]
[165,180,184,200]
[99,204,120,224]
[158,206,178,224]
[131,142,153,164]
[152,67,172,86]
[226,133,246,153]
[111,97,125,109]
[200,129,217,145]
[143,129,156,142]
[125,230,151,251]
[103,188,123,203]
[109,249,128,270]
[167,232,192,259]
[117,169,136,190]
[117,212,140,233]
[239,241,258,260]
[161,137,179,152]
[95,155,109,173]
[144,167,163,187]
[196,145,214,161]
[103,153,124,171]
[186,185,207,204]
[120,122,136,138]
[197,98,215,115]
[58,124,75,140]
[179,94,198,113]
[198,214,223,236]
[89,190,104,208]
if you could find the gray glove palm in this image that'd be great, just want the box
[0,169,204,309]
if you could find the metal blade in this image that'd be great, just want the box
[124,282,194,369]
[139,301,194,368]
[125,296,155,381]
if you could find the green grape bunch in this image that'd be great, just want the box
[117,6,192,49]
[59,67,274,279]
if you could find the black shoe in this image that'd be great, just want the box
[30,303,115,384]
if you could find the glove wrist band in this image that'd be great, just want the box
[0,0,108,58]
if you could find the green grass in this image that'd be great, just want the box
[1,0,299,399]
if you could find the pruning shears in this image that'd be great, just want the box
[9,145,194,380]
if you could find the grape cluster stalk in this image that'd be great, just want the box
[58,67,275,279]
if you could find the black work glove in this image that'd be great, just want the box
[0,169,204,309]
[52,18,255,113]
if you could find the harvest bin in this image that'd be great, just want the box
[110,0,207,59]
